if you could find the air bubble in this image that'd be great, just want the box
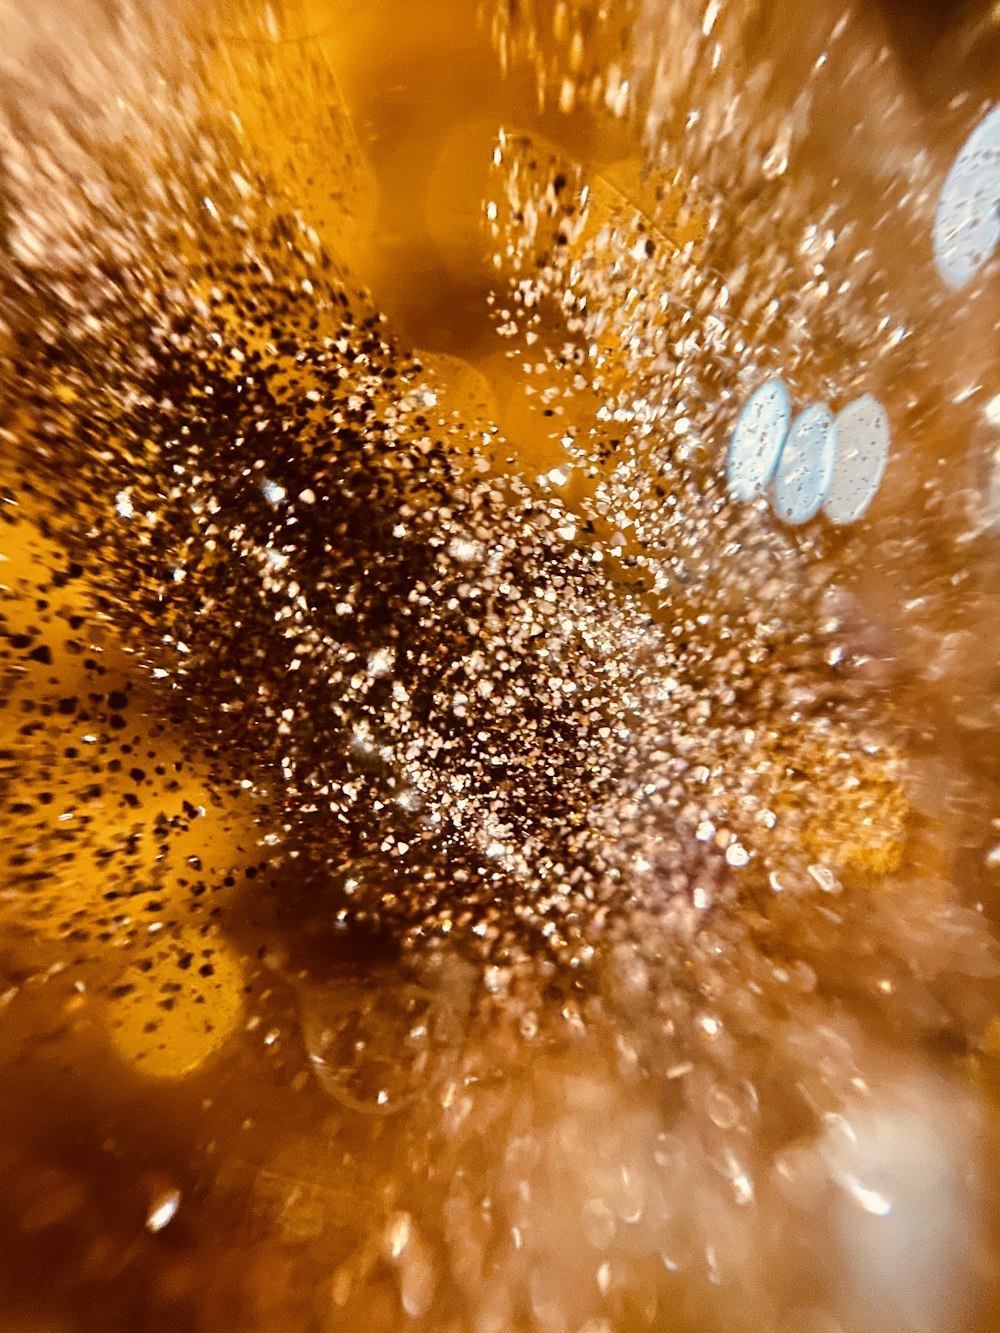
[825,394,891,525]
[772,403,835,525]
[933,103,1000,290]
[726,379,791,501]
[705,1084,742,1131]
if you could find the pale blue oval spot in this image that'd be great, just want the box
[772,403,835,525]
[727,379,792,502]
[933,103,1000,290]
[824,394,891,526]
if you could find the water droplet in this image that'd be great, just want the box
[843,1176,893,1217]
[807,863,841,893]
[725,841,749,868]
[383,1210,413,1262]
[145,1188,181,1233]
[300,976,437,1116]
[611,1165,647,1224]
[705,1083,742,1130]
[400,1240,437,1318]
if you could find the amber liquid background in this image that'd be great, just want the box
[2,1,1000,1330]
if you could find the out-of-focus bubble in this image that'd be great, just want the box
[106,927,244,1079]
[726,379,792,502]
[933,103,1000,290]
[299,975,442,1116]
[772,403,836,525]
[824,393,891,525]
[820,1079,981,1333]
